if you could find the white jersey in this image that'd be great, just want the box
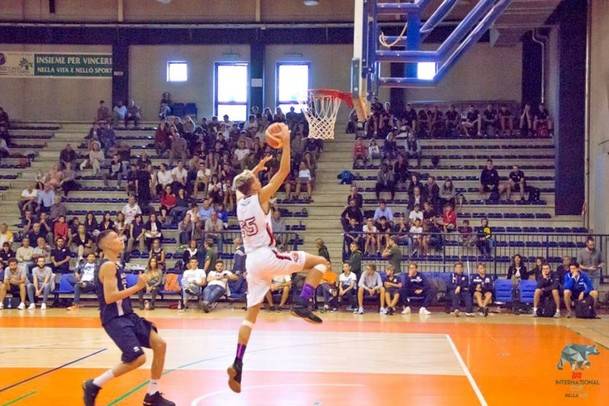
[237,194,275,254]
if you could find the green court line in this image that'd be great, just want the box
[1,391,36,406]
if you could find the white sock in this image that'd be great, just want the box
[93,370,114,388]
[147,379,160,395]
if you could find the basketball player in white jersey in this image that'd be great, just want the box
[227,122,330,393]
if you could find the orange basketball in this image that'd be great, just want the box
[265,123,284,149]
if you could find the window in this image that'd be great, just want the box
[276,63,309,113]
[167,61,188,82]
[417,62,436,81]
[215,63,248,122]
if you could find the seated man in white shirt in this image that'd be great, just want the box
[18,184,38,215]
[27,256,53,310]
[121,195,142,225]
[265,274,292,311]
[68,253,98,310]
[338,263,357,310]
[201,260,238,313]
[180,257,206,309]
[356,264,385,314]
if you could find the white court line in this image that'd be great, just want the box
[191,383,365,405]
[445,334,488,406]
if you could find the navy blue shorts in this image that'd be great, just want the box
[103,313,156,363]
[387,287,400,296]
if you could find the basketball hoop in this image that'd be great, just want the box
[301,88,353,140]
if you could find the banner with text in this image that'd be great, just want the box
[0,52,112,78]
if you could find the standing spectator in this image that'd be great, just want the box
[125,99,142,127]
[201,260,237,312]
[382,237,402,273]
[563,262,598,318]
[533,263,561,318]
[449,262,473,316]
[383,265,402,315]
[67,253,98,310]
[519,103,533,137]
[348,241,363,279]
[401,262,433,315]
[0,258,27,310]
[479,159,499,196]
[337,263,357,311]
[375,164,395,201]
[135,164,152,210]
[203,239,217,273]
[498,104,513,136]
[27,256,53,310]
[355,264,385,314]
[471,263,493,317]
[576,237,604,289]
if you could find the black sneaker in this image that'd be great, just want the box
[483,307,489,317]
[143,391,175,406]
[82,379,101,406]
[227,359,243,393]
[201,301,210,313]
[291,297,323,324]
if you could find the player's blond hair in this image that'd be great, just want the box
[233,170,255,195]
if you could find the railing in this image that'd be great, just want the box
[342,232,608,279]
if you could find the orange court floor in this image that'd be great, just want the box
[0,308,608,406]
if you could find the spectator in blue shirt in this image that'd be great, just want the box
[563,263,598,318]
[401,262,433,315]
[197,199,214,224]
[470,263,494,317]
[373,200,394,224]
[37,184,55,214]
[449,262,473,316]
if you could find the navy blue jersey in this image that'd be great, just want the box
[404,272,429,291]
[450,273,469,291]
[95,259,133,325]
[470,273,494,292]
[536,274,558,292]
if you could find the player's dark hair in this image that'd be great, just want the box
[97,229,114,249]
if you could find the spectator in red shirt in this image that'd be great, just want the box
[439,204,457,232]
[160,185,177,213]
[53,215,70,242]
[155,120,170,156]
[352,137,367,166]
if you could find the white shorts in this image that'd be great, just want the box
[245,246,306,308]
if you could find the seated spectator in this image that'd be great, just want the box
[417,108,430,137]
[481,104,498,137]
[393,153,409,186]
[408,173,424,198]
[16,238,34,273]
[148,238,166,269]
[403,104,418,133]
[160,185,177,214]
[498,104,513,136]
[181,239,204,265]
[121,195,142,226]
[194,161,211,196]
[59,144,77,171]
[459,220,477,248]
[52,215,70,242]
[423,176,440,208]
[383,264,402,315]
[362,218,379,255]
[295,162,313,200]
[18,184,38,215]
[430,105,445,138]
[382,132,398,161]
[462,105,481,137]
[409,218,424,254]
[32,237,52,267]
[352,137,368,166]
[51,238,72,286]
[37,184,56,214]
[341,199,363,230]
[479,159,499,195]
[553,255,572,291]
[316,238,331,262]
[347,185,364,209]
[144,214,164,251]
[519,103,533,137]
[204,212,224,252]
[0,223,14,248]
[471,263,493,316]
[533,263,561,318]
[392,215,411,251]
[401,262,433,315]
[368,139,381,165]
[449,262,473,316]
[67,253,98,310]
[270,209,288,249]
[126,214,146,255]
[476,218,494,256]
[534,103,553,137]
[197,198,214,224]
[59,165,79,197]
[531,256,545,281]
[376,217,391,250]
[563,262,598,318]
[338,263,357,311]
[445,105,460,137]
[375,164,395,201]
[408,203,424,224]
[138,257,163,310]
[99,121,117,154]
[507,254,531,281]
[180,257,207,310]
[125,99,142,128]
[265,274,292,311]
[113,100,127,125]
[405,133,422,168]
[343,217,361,256]
[355,264,384,314]
[503,165,526,201]
[27,256,53,310]
[0,242,15,263]
[439,179,456,207]
[201,260,237,312]
[0,258,27,310]
[49,196,67,224]
[373,199,394,224]
[438,204,457,232]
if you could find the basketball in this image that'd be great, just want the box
[265,123,284,149]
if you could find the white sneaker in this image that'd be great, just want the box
[465,312,475,317]
[28,303,35,310]
[532,308,538,317]
[553,311,560,318]
[419,307,431,315]
[41,303,47,310]
[357,307,364,314]
[379,307,387,315]
[18,302,26,310]
[0,303,4,309]
[401,306,411,315]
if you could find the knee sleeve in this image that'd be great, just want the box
[242,320,255,329]
[314,263,328,274]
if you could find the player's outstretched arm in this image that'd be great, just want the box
[260,124,291,204]
[99,261,148,304]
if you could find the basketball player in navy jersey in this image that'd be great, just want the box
[82,230,174,406]
[227,123,330,393]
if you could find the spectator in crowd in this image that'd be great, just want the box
[401,262,433,315]
[99,121,117,154]
[438,204,457,233]
[362,218,379,255]
[408,184,425,210]
[27,256,53,310]
[201,260,237,313]
[368,139,381,165]
[318,269,338,311]
[429,105,445,138]
[373,200,394,224]
[356,264,384,315]
[531,257,545,281]
[341,198,363,231]
[481,104,498,137]
[563,262,598,318]
[382,237,402,273]
[352,137,368,166]
[498,104,513,136]
[347,185,364,209]
[507,254,531,281]
[504,165,526,201]
[80,140,104,176]
[135,163,152,210]
[0,223,14,248]
[295,162,313,201]
[423,176,440,208]
[375,216,391,251]
[32,237,52,267]
[479,159,499,196]
[409,218,424,255]
[577,237,604,289]
[383,264,402,315]
[459,219,477,248]
[96,100,112,122]
[477,218,494,256]
[204,212,224,252]
[449,262,473,316]
[179,257,205,310]
[270,209,287,249]
[67,253,98,310]
[59,143,77,170]
[18,184,38,215]
[144,214,163,251]
[316,238,331,263]
[0,106,9,127]
[444,105,460,137]
[264,274,292,311]
[439,179,456,208]
[0,242,15,262]
[125,99,142,128]
[534,103,553,136]
[53,215,70,242]
[0,258,27,310]
[405,133,422,168]
[121,195,142,225]
[138,257,163,310]
[553,255,572,290]
[202,238,217,273]
[59,165,79,196]
[113,100,128,125]
[37,183,56,213]
[519,103,533,137]
[471,263,493,316]
[338,263,357,311]
[51,237,72,285]
[463,105,481,137]
[343,217,361,257]
[533,263,561,318]
[16,238,34,273]
[375,164,395,201]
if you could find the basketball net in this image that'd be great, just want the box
[301,89,353,140]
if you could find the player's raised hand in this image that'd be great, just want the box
[252,155,273,175]
[276,123,291,144]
